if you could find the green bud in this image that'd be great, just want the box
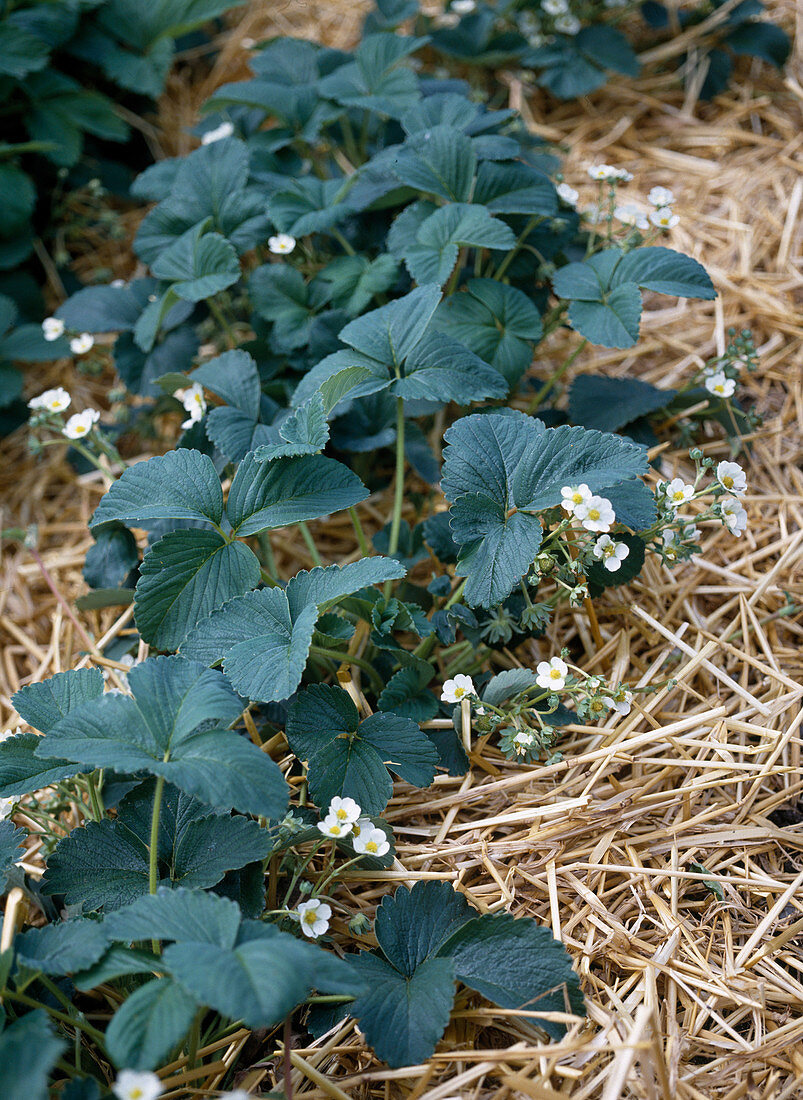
[349,912,372,936]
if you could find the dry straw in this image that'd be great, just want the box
[1,1,802,1096]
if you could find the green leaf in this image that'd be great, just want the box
[42,781,270,912]
[73,946,160,991]
[226,452,368,537]
[0,733,80,799]
[604,480,656,532]
[189,349,260,416]
[395,203,516,286]
[135,530,261,650]
[90,449,224,532]
[84,523,139,589]
[1,820,25,883]
[434,279,542,386]
[482,668,539,707]
[14,921,109,976]
[285,558,407,615]
[164,922,363,1028]
[339,284,442,366]
[726,22,790,67]
[612,247,716,300]
[374,880,476,975]
[0,166,35,237]
[56,282,148,333]
[286,684,438,814]
[104,887,242,947]
[250,263,320,351]
[390,126,476,201]
[450,495,544,609]
[181,588,318,703]
[472,161,557,215]
[105,977,197,1071]
[0,1012,65,1100]
[151,222,240,301]
[38,657,288,818]
[377,667,438,722]
[438,913,584,1038]
[568,285,642,348]
[12,667,104,733]
[568,375,675,432]
[349,953,456,1066]
[394,330,508,403]
[318,254,399,317]
[253,394,330,462]
[267,176,356,236]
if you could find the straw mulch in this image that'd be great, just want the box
[1,2,802,1097]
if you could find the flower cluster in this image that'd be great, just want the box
[560,484,616,534]
[656,454,749,559]
[41,316,95,355]
[316,797,390,857]
[27,387,103,442]
[646,186,679,230]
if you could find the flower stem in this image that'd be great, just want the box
[148,775,166,897]
[308,645,383,693]
[349,507,371,559]
[208,297,236,349]
[528,339,588,413]
[298,521,323,567]
[388,396,406,560]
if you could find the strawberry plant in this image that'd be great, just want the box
[1,16,757,1098]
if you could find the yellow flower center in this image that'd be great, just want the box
[131,1091,143,1100]
[571,491,583,504]
[549,669,562,680]
[330,824,342,835]
[335,808,347,820]
[722,475,733,487]
[672,491,684,501]
[366,841,378,853]
[303,910,318,925]
[454,687,466,698]
[714,384,724,394]
[588,508,600,521]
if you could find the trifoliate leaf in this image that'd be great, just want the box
[253,393,329,462]
[568,285,642,348]
[104,977,198,1071]
[189,349,261,416]
[37,657,288,818]
[395,203,516,286]
[151,222,240,302]
[434,278,542,385]
[374,881,476,975]
[42,781,270,912]
[89,449,224,532]
[14,921,109,976]
[568,375,675,432]
[286,684,438,814]
[134,529,261,650]
[226,451,368,536]
[317,254,399,317]
[250,263,326,351]
[103,887,242,947]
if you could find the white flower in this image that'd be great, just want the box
[542,0,568,13]
[512,730,534,751]
[614,203,649,230]
[556,182,578,205]
[70,333,94,355]
[41,317,64,341]
[111,278,126,288]
[353,827,390,857]
[683,523,700,541]
[648,207,679,229]
[606,688,633,716]
[664,477,694,508]
[441,674,475,703]
[554,13,581,34]
[112,1070,163,1100]
[28,386,71,413]
[268,233,296,255]
[592,534,630,572]
[0,796,14,819]
[201,121,234,145]
[63,409,100,440]
[317,814,353,839]
[705,372,736,398]
[535,657,569,691]
[575,495,615,532]
[297,899,332,939]
[351,815,373,839]
[721,496,748,537]
[582,203,603,225]
[220,1092,250,1100]
[587,164,632,182]
[716,460,746,495]
[648,186,674,208]
[325,797,362,825]
[0,729,14,742]
[451,0,476,11]
[560,483,592,514]
[174,382,207,429]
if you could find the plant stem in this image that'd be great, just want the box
[349,507,371,559]
[332,229,356,256]
[527,339,588,413]
[258,531,278,580]
[3,990,105,1045]
[208,297,236,348]
[86,773,104,822]
[298,522,323,567]
[148,775,166,897]
[388,396,406,559]
[494,215,539,281]
[308,645,383,693]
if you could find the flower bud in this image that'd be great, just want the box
[349,912,372,936]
